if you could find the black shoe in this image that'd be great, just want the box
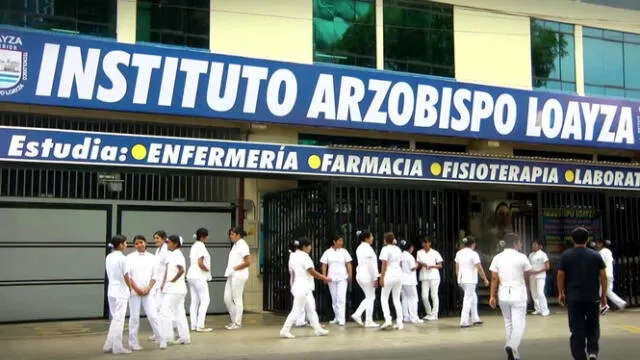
[473,321,484,325]
[505,346,515,360]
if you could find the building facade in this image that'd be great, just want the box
[0,0,639,322]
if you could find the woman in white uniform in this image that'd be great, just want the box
[186,227,212,332]
[379,232,404,330]
[455,236,490,328]
[416,236,444,321]
[596,239,627,313]
[320,234,353,326]
[351,230,380,328]
[160,235,191,345]
[489,233,532,360]
[400,240,421,324]
[280,237,331,339]
[288,240,308,327]
[126,235,166,351]
[528,239,550,316]
[224,227,251,330]
[152,230,169,323]
[103,235,132,354]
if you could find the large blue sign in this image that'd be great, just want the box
[1,126,640,191]
[0,26,639,150]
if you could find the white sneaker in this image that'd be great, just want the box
[541,311,551,317]
[130,344,143,351]
[364,322,380,328]
[148,334,157,341]
[196,327,213,332]
[351,315,364,327]
[620,302,628,310]
[380,321,393,330]
[102,345,111,353]
[159,342,167,350]
[329,318,338,324]
[426,315,438,321]
[280,331,295,339]
[225,323,241,330]
[395,323,404,330]
[531,310,540,315]
[314,328,329,336]
[423,314,431,320]
[412,319,424,324]
[113,348,132,354]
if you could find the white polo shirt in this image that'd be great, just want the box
[186,240,212,281]
[225,239,251,277]
[599,248,615,278]
[417,248,444,281]
[401,251,418,286]
[528,249,549,280]
[153,243,169,290]
[355,242,379,281]
[291,251,315,296]
[288,250,300,287]
[489,248,532,302]
[106,251,130,299]
[126,250,156,293]
[455,247,481,284]
[163,250,187,295]
[320,247,352,282]
[379,245,403,278]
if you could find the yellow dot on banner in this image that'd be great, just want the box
[430,162,442,176]
[308,155,322,170]
[565,170,575,183]
[131,144,147,160]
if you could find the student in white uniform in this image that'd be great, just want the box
[400,240,421,324]
[416,236,443,321]
[528,239,550,316]
[224,227,251,330]
[596,239,627,313]
[455,236,490,328]
[103,235,132,354]
[152,230,169,326]
[126,235,166,351]
[489,233,532,360]
[186,227,212,332]
[280,237,332,339]
[351,230,380,328]
[288,240,308,327]
[160,235,191,345]
[379,232,404,330]
[320,233,353,326]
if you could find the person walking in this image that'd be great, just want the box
[557,227,608,360]
[595,239,627,313]
[455,236,490,328]
[528,239,550,316]
[351,230,380,328]
[489,233,532,360]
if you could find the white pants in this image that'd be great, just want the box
[529,277,549,315]
[224,273,248,326]
[499,299,527,358]
[161,293,190,343]
[188,279,210,329]
[401,285,419,322]
[129,294,164,347]
[328,280,348,324]
[421,279,440,317]
[604,277,627,308]
[460,283,480,326]
[104,296,128,352]
[353,276,376,324]
[281,292,323,333]
[381,276,403,326]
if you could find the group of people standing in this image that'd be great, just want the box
[102,226,250,354]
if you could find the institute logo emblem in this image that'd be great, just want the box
[0,34,28,97]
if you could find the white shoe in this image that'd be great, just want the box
[315,328,330,336]
[412,319,424,324]
[329,318,338,324]
[396,323,404,330]
[196,327,213,332]
[380,321,393,330]
[102,345,111,353]
[159,342,167,350]
[280,331,295,339]
[364,322,380,328]
[426,315,438,321]
[148,334,156,341]
[531,310,540,315]
[541,311,551,317]
[225,323,241,330]
[113,348,132,354]
[620,302,628,310]
[130,344,143,351]
[351,315,364,327]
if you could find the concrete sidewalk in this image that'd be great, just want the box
[1,310,639,360]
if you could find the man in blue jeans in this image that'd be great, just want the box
[557,227,608,360]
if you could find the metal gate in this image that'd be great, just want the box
[262,182,469,319]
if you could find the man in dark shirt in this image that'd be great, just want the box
[557,227,608,360]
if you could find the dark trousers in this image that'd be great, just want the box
[567,300,600,359]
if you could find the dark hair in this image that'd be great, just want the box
[133,235,146,242]
[229,226,247,238]
[288,239,300,253]
[153,230,167,239]
[500,233,521,248]
[400,239,413,251]
[194,227,209,241]
[571,227,590,245]
[108,235,127,250]
[532,239,543,246]
[383,232,395,245]
[297,236,312,249]
[462,236,476,247]
[332,233,344,245]
[356,230,372,242]
[423,236,433,244]
[167,234,183,248]
[596,238,612,247]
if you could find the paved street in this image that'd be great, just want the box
[1,309,639,360]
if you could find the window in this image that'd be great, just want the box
[383,0,454,77]
[0,0,117,38]
[313,0,376,68]
[530,19,576,92]
[137,0,210,49]
[299,134,410,149]
[583,27,640,100]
